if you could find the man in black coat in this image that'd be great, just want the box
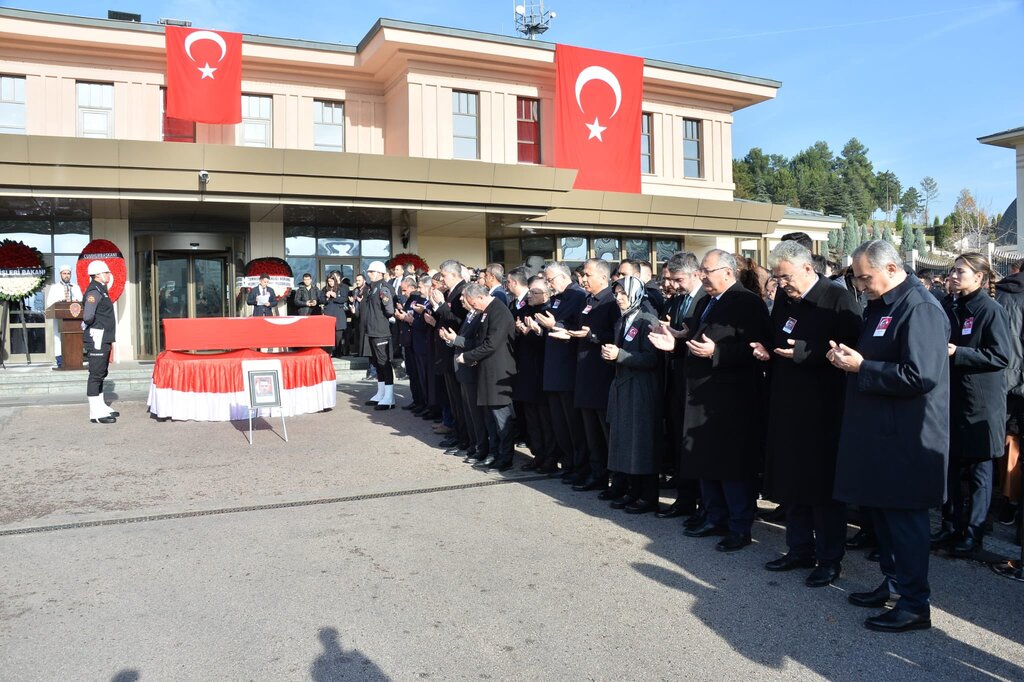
[293,273,321,316]
[752,241,862,587]
[650,249,771,553]
[656,251,706,519]
[394,276,427,411]
[829,240,949,633]
[359,261,397,410]
[459,283,518,471]
[550,258,620,491]
[441,298,487,460]
[432,260,470,449]
[535,262,589,477]
[246,273,277,316]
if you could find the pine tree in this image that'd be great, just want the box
[913,228,927,252]
[882,226,895,245]
[844,215,860,252]
[897,211,913,247]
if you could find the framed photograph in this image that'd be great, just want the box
[247,369,282,408]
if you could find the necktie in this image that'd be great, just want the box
[700,296,716,322]
[681,294,693,319]
[64,283,72,302]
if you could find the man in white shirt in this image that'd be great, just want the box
[44,264,83,368]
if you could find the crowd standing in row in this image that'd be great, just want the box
[282,237,1023,634]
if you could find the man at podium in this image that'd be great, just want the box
[44,264,82,368]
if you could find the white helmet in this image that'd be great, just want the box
[367,261,387,274]
[86,260,110,276]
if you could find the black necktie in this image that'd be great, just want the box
[700,296,716,322]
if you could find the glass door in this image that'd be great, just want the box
[320,257,360,286]
[141,251,232,356]
[194,255,228,318]
[156,255,189,351]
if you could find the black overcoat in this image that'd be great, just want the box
[463,299,517,407]
[607,310,662,474]
[450,310,483,385]
[511,297,548,403]
[434,281,468,376]
[995,273,1024,400]
[763,278,863,504]
[833,277,950,510]
[665,287,707,396]
[574,286,620,410]
[679,282,771,480]
[542,283,587,392]
[358,280,395,356]
[321,283,349,330]
[945,288,1010,461]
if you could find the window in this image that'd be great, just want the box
[314,100,345,152]
[625,239,651,262]
[593,237,620,261]
[240,94,272,147]
[683,118,702,178]
[76,82,113,138]
[0,75,26,135]
[452,91,479,160]
[640,113,653,174]
[516,97,540,164]
[161,88,195,143]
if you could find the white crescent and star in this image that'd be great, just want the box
[574,65,623,142]
[183,30,228,80]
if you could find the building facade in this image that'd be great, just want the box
[0,7,834,363]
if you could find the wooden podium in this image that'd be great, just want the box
[48,301,84,370]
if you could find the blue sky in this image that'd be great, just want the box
[5,0,1022,220]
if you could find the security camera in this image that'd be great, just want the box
[198,170,210,185]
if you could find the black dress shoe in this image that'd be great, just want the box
[364,398,380,406]
[683,512,707,530]
[930,526,956,549]
[848,584,892,608]
[439,437,459,448]
[375,403,395,411]
[867,549,880,562]
[624,500,657,515]
[597,489,625,501]
[684,521,727,538]
[563,473,587,486]
[759,505,787,523]
[473,456,497,470]
[572,479,607,492]
[656,502,696,519]
[609,496,637,510]
[521,459,540,471]
[420,411,440,420]
[401,402,419,410]
[805,563,842,587]
[864,608,930,632]
[537,461,559,475]
[716,533,752,552]
[493,461,514,473]
[845,528,877,549]
[444,446,462,455]
[107,411,120,418]
[90,416,116,424]
[951,532,982,557]
[764,553,816,572]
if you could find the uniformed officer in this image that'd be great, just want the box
[82,260,118,424]
[360,260,397,410]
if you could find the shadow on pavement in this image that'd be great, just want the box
[310,627,389,682]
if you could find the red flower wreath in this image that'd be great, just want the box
[244,257,294,297]
[388,253,429,273]
[76,239,127,302]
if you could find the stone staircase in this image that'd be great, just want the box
[0,355,371,400]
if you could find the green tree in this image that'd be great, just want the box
[874,170,902,222]
[827,227,844,258]
[935,215,951,249]
[843,214,860,252]
[882,225,895,244]
[920,176,939,228]
[897,211,913,247]
[913,227,927,252]
[837,138,876,221]
[825,174,852,217]
[791,141,833,212]
[900,187,922,223]
[732,159,754,199]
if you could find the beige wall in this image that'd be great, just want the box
[417,235,486,271]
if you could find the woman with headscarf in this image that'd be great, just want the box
[321,271,349,357]
[601,275,663,514]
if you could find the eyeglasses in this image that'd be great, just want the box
[697,266,729,276]
[771,273,796,284]
[528,289,547,295]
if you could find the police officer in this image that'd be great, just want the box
[83,260,118,424]
[361,260,397,410]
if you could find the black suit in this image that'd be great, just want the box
[464,299,518,464]
[542,283,588,474]
[435,281,469,447]
[573,286,620,483]
[664,287,706,508]
[247,285,277,317]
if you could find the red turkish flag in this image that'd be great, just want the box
[165,26,242,124]
[554,44,643,193]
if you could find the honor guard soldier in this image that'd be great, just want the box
[361,260,398,410]
[82,260,118,424]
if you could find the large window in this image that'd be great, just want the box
[485,234,683,270]
[640,112,653,174]
[683,118,702,178]
[452,91,479,160]
[284,206,392,282]
[516,97,540,164]
[161,88,195,143]
[0,75,26,135]
[314,100,345,152]
[76,82,113,138]
[240,94,273,147]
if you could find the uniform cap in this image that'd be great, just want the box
[87,260,110,276]
[367,261,387,274]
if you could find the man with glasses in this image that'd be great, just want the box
[535,262,589,478]
[650,249,771,552]
[514,274,562,471]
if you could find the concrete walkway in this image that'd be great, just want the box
[1,381,1022,681]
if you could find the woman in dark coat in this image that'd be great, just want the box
[603,275,662,514]
[937,252,1011,557]
[321,271,349,357]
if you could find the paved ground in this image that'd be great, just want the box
[1,381,1023,681]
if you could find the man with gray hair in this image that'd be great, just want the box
[481,263,508,305]
[828,239,949,632]
[432,259,470,449]
[751,241,862,587]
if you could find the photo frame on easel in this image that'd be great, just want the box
[248,369,282,408]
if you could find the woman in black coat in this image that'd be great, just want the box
[938,252,1011,557]
[602,275,662,514]
[321,271,349,357]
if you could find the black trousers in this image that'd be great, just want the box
[485,404,516,463]
[403,345,424,406]
[460,381,488,455]
[368,337,394,385]
[872,507,931,614]
[701,478,758,535]
[523,399,559,464]
[785,500,847,565]
[85,335,110,398]
[412,348,431,408]
[943,458,994,535]
[580,407,609,482]
[445,372,469,448]
[608,472,658,505]
[547,390,587,472]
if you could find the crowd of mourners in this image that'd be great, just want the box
[293,232,1024,633]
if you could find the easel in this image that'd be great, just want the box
[242,359,289,445]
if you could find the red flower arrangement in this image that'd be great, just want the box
[388,253,429,273]
[243,257,294,296]
[0,239,49,302]
[76,239,127,302]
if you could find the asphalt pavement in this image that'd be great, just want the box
[1,381,1022,681]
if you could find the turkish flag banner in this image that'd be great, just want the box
[165,26,242,124]
[554,44,643,193]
